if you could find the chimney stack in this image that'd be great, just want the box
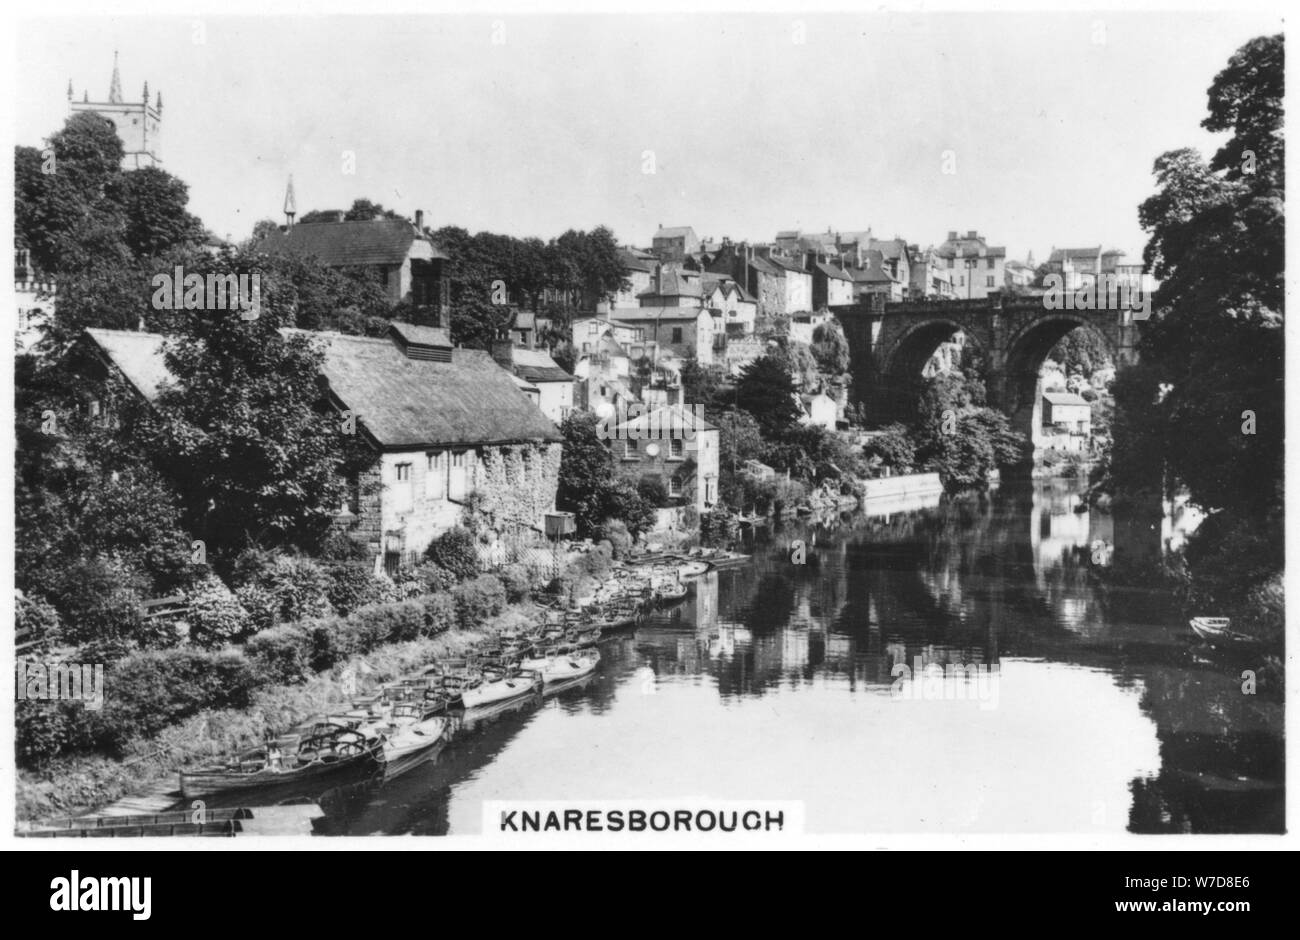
[414,209,424,231]
[967,230,978,239]
[947,231,958,241]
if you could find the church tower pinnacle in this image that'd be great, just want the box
[284,176,298,229]
[109,50,123,103]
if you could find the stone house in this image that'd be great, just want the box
[607,405,720,514]
[608,306,716,366]
[800,392,839,431]
[650,225,700,263]
[76,322,563,567]
[937,231,1007,300]
[492,343,575,426]
[259,214,449,315]
[811,260,855,310]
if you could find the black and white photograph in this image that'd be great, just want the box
[3,0,1292,881]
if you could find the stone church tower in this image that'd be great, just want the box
[68,52,162,170]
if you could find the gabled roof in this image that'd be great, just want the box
[869,238,909,261]
[1042,390,1091,406]
[81,326,560,450]
[509,347,573,384]
[639,270,702,299]
[619,248,654,273]
[1048,246,1103,263]
[512,311,537,331]
[611,306,709,322]
[83,328,174,400]
[258,219,447,266]
[814,262,853,282]
[766,254,809,275]
[610,404,718,435]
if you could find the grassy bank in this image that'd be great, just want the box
[16,605,537,823]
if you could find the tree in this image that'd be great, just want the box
[555,413,654,536]
[1133,34,1283,520]
[680,356,724,407]
[136,279,374,558]
[811,321,851,375]
[735,355,800,436]
[862,423,916,475]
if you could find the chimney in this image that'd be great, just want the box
[655,263,664,294]
[947,231,958,241]
[805,250,817,272]
[967,230,978,239]
[491,337,515,371]
[414,209,424,231]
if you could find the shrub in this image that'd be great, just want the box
[186,574,253,648]
[700,507,740,547]
[420,594,457,636]
[17,594,60,645]
[637,476,669,507]
[245,624,313,684]
[263,555,333,622]
[318,528,373,561]
[425,527,480,582]
[325,562,398,616]
[235,582,279,633]
[572,542,613,582]
[47,557,149,649]
[349,600,427,647]
[497,563,533,603]
[229,545,280,590]
[452,574,507,629]
[594,520,634,559]
[407,562,457,595]
[93,649,261,756]
[16,700,95,767]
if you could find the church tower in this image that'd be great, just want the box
[68,52,162,170]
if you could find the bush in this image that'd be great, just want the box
[318,528,373,561]
[185,574,253,648]
[92,649,261,756]
[47,557,150,649]
[16,699,96,767]
[637,477,669,507]
[235,582,279,633]
[700,507,740,547]
[349,599,427,647]
[245,624,313,684]
[497,563,533,603]
[325,562,398,616]
[425,527,481,582]
[263,555,333,622]
[403,562,456,596]
[452,574,507,629]
[229,545,280,590]
[595,519,634,559]
[17,594,60,645]
[420,594,457,636]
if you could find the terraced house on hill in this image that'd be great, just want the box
[75,322,563,568]
[259,211,450,316]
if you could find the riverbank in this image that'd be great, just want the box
[16,605,537,823]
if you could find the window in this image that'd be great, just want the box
[669,438,684,459]
[671,327,683,344]
[624,440,638,459]
[668,478,683,498]
[394,462,413,512]
[450,451,468,500]
[987,258,995,269]
[426,452,445,498]
[947,258,954,269]
[958,276,965,286]
[705,477,717,506]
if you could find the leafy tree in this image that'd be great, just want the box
[862,423,916,474]
[736,355,800,436]
[136,288,374,558]
[811,321,851,375]
[1132,34,1283,520]
[556,413,654,536]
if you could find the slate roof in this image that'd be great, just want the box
[619,248,654,273]
[814,262,853,282]
[652,226,698,242]
[1042,390,1091,407]
[639,270,703,299]
[258,219,448,266]
[510,347,573,384]
[870,238,909,261]
[611,307,709,322]
[610,404,718,435]
[1048,246,1102,263]
[83,328,174,400]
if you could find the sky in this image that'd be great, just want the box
[15,12,1283,263]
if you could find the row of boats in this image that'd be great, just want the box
[178,547,749,800]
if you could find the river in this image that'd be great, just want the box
[316,479,1284,836]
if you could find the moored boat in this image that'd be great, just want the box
[179,727,383,800]
[521,648,600,683]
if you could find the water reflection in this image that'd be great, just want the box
[324,479,1282,836]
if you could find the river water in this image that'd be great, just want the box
[317,479,1284,836]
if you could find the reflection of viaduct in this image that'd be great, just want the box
[830,294,1145,465]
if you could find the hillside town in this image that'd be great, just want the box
[13,29,1282,843]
